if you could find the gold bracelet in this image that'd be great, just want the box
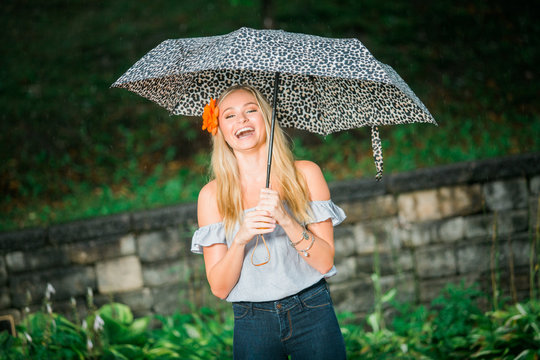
[288,224,309,248]
[300,233,316,257]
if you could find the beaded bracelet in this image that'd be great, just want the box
[300,233,316,257]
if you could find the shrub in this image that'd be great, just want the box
[1,283,538,359]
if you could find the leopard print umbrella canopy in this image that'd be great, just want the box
[112,27,436,179]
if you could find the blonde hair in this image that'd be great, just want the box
[210,84,311,236]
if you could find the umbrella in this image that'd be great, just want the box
[112,27,436,182]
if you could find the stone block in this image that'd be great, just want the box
[333,257,357,283]
[397,185,483,222]
[0,287,10,308]
[137,228,185,263]
[418,276,475,304]
[49,213,131,245]
[329,178,387,203]
[132,203,197,231]
[398,189,438,222]
[334,226,357,260]
[142,260,187,287]
[6,248,70,273]
[387,153,540,194]
[464,210,529,239]
[0,256,6,285]
[439,185,483,218]
[437,216,465,243]
[388,162,473,193]
[457,242,492,274]
[468,153,540,183]
[339,195,397,223]
[500,234,533,269]
[151,283,184,316]
[397,221,436,248]
[10,266,96,307]
[96,256,143,294]
[185,254,207,283]
[379,273,416,304]
[113,288,154,314]
[454,265,531,306]
[530,195,539,232]
[398,217,464,248]
[184,280,224,311]
[499,266,532,294]
[531,176,540,194]
[353,219,400,255]
[355,251,413,276]
[65,234,136,264]
[483,178,528,211]
[327,277,373,313]
[415,244,457,279]
[0,228,47,252]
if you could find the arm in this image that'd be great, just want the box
[257,160,336,274]
[198,181,275,299]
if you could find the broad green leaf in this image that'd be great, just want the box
[99,303,134,325]
[130,317,150,334]
[381,289,397,304]
[183,323,201,339]
[514,349,533,360]
[367,313,380,333]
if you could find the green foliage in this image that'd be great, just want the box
[342,282,540,360]
[0,302,233,360]
[1,0,539,230]
[427,282,485,358]
[1,283,539,359]
[151,307,233,358]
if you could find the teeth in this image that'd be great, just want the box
[235,127,254,137]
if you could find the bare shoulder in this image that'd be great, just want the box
[295,160,330,201]
[197,180,222,227]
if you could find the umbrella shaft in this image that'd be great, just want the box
[266,72,280,188]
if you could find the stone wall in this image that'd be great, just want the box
[1,153,539,322]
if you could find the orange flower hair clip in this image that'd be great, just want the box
[202,98,219,136]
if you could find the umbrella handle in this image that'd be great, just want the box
[265,72,280,188]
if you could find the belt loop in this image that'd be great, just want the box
[296,295,304,310]
[249,302,253,316]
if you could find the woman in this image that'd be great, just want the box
[191,84,347,359]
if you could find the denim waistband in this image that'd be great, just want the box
[233,278,327,314]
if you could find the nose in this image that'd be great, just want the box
[237,113,248,123]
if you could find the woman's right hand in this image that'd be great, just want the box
[234,210,276,245]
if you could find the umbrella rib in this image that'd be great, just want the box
[172,72,199,115]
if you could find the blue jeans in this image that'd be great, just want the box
[232,279,346,359]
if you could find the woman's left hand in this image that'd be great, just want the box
[256,188,291,226]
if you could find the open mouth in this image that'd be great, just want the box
[235,126,255,139]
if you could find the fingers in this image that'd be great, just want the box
[257,188,280,212]
[259,188,279,199]
[244,210,276,234]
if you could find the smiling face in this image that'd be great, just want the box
[217,89,268,153]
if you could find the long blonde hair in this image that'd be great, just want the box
[210,84,311,236]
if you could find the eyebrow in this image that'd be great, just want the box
[222,102,258,113]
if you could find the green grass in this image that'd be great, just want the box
[1,0,539,231]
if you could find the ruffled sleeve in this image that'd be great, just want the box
[307,200,346,226]
[191,222,227,254]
